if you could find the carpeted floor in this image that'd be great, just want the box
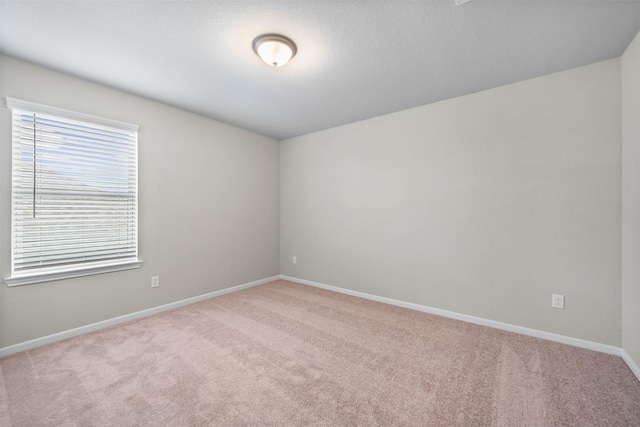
[1,279,639,426]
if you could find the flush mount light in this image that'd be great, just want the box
[252,34,297,68]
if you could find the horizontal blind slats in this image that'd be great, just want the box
[16,252,138,270]
[10,104,138,276]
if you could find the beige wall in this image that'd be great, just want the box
[281,59,622,346]
[0,55,280,347]
[622,31,640,367]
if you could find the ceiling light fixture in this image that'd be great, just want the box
[252,34,297,68]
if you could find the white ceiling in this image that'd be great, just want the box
[1,1,639,140]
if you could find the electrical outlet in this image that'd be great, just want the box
[552,294,564,309]
[151,276,159,288]
[292,256,297,264]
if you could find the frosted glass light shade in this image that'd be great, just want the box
[252,34,297,68]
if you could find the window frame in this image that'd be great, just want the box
[3,97,142,286]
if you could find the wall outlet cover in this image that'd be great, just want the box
[552,294,564,309]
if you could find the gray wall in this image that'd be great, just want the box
[0,50,632,352]
[0,55,280,347]
[622,31,640,367]
[281,59,622,346]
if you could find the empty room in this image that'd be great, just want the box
[1,0,640,425]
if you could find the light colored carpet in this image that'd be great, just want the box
[0,279,639,426]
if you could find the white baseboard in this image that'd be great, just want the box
[280,275,625,358]
[0,275,279,358]
[621,349,640,381]
[4,273,639,383]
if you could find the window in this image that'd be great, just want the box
[4,97,142,286]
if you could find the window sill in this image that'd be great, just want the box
[5,259,143,286]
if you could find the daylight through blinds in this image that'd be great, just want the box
[9,99,138,275]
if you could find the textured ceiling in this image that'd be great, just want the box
[1,1,639,140]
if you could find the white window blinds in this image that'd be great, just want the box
[5,97,141,285]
